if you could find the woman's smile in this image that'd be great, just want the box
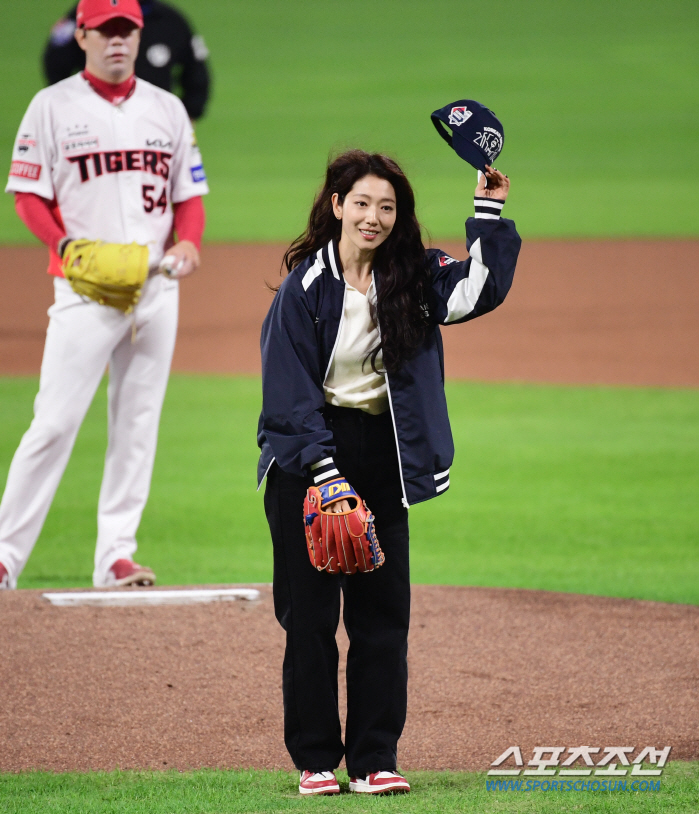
[359,228,379,240]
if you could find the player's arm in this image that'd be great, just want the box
[7,92,60,249]
[428,167,521,325]
[161,196,205,278]
[14,193,69,257]
[163,96,209,276]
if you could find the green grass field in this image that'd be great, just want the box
[3,2,697,803]
[2,374,697,605]
[2,764,698,813]
[3,0,698,242]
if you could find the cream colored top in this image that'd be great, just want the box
[324,279,389,415]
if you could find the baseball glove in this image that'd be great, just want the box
[304,477,385,574]
[62,239,149,314]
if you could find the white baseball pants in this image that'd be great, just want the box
[0,273,178,587]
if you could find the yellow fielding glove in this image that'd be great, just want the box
[62,239,149,314]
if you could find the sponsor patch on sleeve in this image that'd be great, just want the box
[438,254,458,267]
[10,161,42,180]
[17,136,37,155]
[191,164,206,183]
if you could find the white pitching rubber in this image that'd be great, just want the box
[42,588,261,607]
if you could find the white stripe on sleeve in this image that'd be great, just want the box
[444,238,489,323]
[327,240,341,280]
[310,456,340,485]
[474,196,504,219]
[314,468,339,483]
[301,259,323,291]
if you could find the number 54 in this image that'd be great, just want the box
[142,184,167,214]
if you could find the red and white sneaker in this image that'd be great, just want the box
[298,771,340,795]
[0,561,9,590]
[105,559,156,587]
[349,771,410,794]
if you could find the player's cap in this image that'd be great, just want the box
[76,0,144,29]
[431,100,504,172]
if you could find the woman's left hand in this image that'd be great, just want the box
[476,165,510,202]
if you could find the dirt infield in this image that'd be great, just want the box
[1,585,697,773]
[1,240,698,773]
[2,240,698,385]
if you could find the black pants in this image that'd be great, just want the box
[264,404,410,776]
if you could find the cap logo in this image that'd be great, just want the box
[111,0,119,6]
[473,126,503,159]
[448,106,472,126]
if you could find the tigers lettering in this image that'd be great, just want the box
[67,150,172,182]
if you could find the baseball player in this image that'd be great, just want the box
[44,0,211,120]
[258,150,520,794]
[0,0,208,591]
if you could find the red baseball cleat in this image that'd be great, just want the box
[349,771,410,794]
[298,771,340,795]
[106,559,156,587]
[0,561,9,590]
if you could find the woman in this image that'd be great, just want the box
[258,150,520,795]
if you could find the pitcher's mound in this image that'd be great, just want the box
[0,584,696,772]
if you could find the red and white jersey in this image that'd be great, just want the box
[6,73,208,272]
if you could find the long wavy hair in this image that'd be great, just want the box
[283,150,430,373]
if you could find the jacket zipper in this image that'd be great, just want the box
[323,284,347,382]
[371,272,409,509]
[256,455,276,490]
[383,371,410,509]
[323,272,409,509]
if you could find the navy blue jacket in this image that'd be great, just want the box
[258,206,521,507]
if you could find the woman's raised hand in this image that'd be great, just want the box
[476,165,510,201]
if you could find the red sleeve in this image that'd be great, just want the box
[173,196,205,250]
[14,192,66,252]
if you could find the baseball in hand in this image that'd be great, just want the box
[159,254,184,278]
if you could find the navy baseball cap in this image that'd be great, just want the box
[431,100,504,172]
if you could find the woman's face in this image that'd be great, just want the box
[332,175,397,253]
